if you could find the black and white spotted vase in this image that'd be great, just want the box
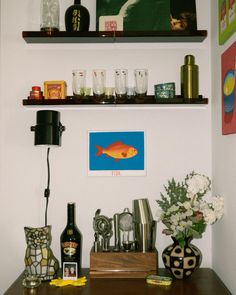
[162,237,202,279]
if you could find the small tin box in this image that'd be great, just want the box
[146,274,172,286]
[44,81,67,99]
[154,82,175,99]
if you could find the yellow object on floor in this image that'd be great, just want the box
[50,276,87,287]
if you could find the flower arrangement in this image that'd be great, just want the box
[157,172,224,247]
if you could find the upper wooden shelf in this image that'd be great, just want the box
[22,30,207,44]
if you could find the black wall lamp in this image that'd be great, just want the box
[31,110,65,226]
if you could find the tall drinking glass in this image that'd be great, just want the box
[72,69,86,99]
[92,69,106,103]
[134,69,148,102]
[114,69,128,103]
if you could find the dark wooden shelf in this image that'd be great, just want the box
[22,95,208,106]
[22,30,207,44]
[4,268,231,295]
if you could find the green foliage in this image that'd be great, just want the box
[157,178,188,212]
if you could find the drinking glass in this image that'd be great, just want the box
[92,69,106,102]
[114,69,128,103]
[134,69,148,97]
[72,69,86,98]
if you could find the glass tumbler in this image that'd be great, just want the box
[92,69,106,102]
[72,69,86,98]
[114,69,128,103]
[40,0,60,32]
[134,69,148,97]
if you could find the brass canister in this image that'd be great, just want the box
[181,55,199,99]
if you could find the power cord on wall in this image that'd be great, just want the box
[44,147,50,227]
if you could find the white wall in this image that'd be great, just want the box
[211,2,236,294]
[0,1,212,294]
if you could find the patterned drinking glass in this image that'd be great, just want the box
[134,69,148,96]
[72,69,86,98]
[114,69,128,103]
[92,69,106,102]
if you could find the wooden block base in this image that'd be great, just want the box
[90,248,158,278]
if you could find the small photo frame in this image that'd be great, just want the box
[99,15,123,31]
[63,262,78,280]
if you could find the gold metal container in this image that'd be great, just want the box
[181,55,199,100]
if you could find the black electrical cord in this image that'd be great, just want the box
[44,147,50,227]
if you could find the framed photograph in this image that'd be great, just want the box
[219,0,236,45]
[221,41,236,134]
[63,262,78,280]
[88,131,145,176]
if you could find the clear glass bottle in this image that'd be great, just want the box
[40,0,60,32]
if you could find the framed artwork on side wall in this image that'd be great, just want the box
[219,0,236,45]
[221,41,236,134]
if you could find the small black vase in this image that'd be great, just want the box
[65,0,90,31]
[162,237,202,279]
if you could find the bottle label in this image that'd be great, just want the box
[62,241,78,256]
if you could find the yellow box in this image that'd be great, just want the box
[44,81,67,99]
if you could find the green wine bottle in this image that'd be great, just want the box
[60,203,82,278]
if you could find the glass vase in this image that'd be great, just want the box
[40,0,60,32]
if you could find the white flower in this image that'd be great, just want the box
[167,204,179,213]
[186,173,210,196]
[182,201,191,210]
[212,196,224,220]
[170,213,181,225]
[203,208,216,224]
[179,220,193,228]
[186,191,195,200]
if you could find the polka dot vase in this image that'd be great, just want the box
[162,237,202,279]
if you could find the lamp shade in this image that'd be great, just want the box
[31,110,65,146]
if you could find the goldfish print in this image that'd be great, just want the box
[95,141,138,162]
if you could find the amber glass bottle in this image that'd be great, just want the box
[60,203,82,277]
[65,0,90,31]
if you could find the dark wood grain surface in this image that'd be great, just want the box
[4,268,231,295]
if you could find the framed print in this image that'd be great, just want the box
[96,0,170,31]
[219,0,236,45]
[96,0,197,32]
[221,41,236,134]
[88,131,145,176]
[63,262,78,280]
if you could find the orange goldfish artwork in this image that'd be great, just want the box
[95,141,138,162]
